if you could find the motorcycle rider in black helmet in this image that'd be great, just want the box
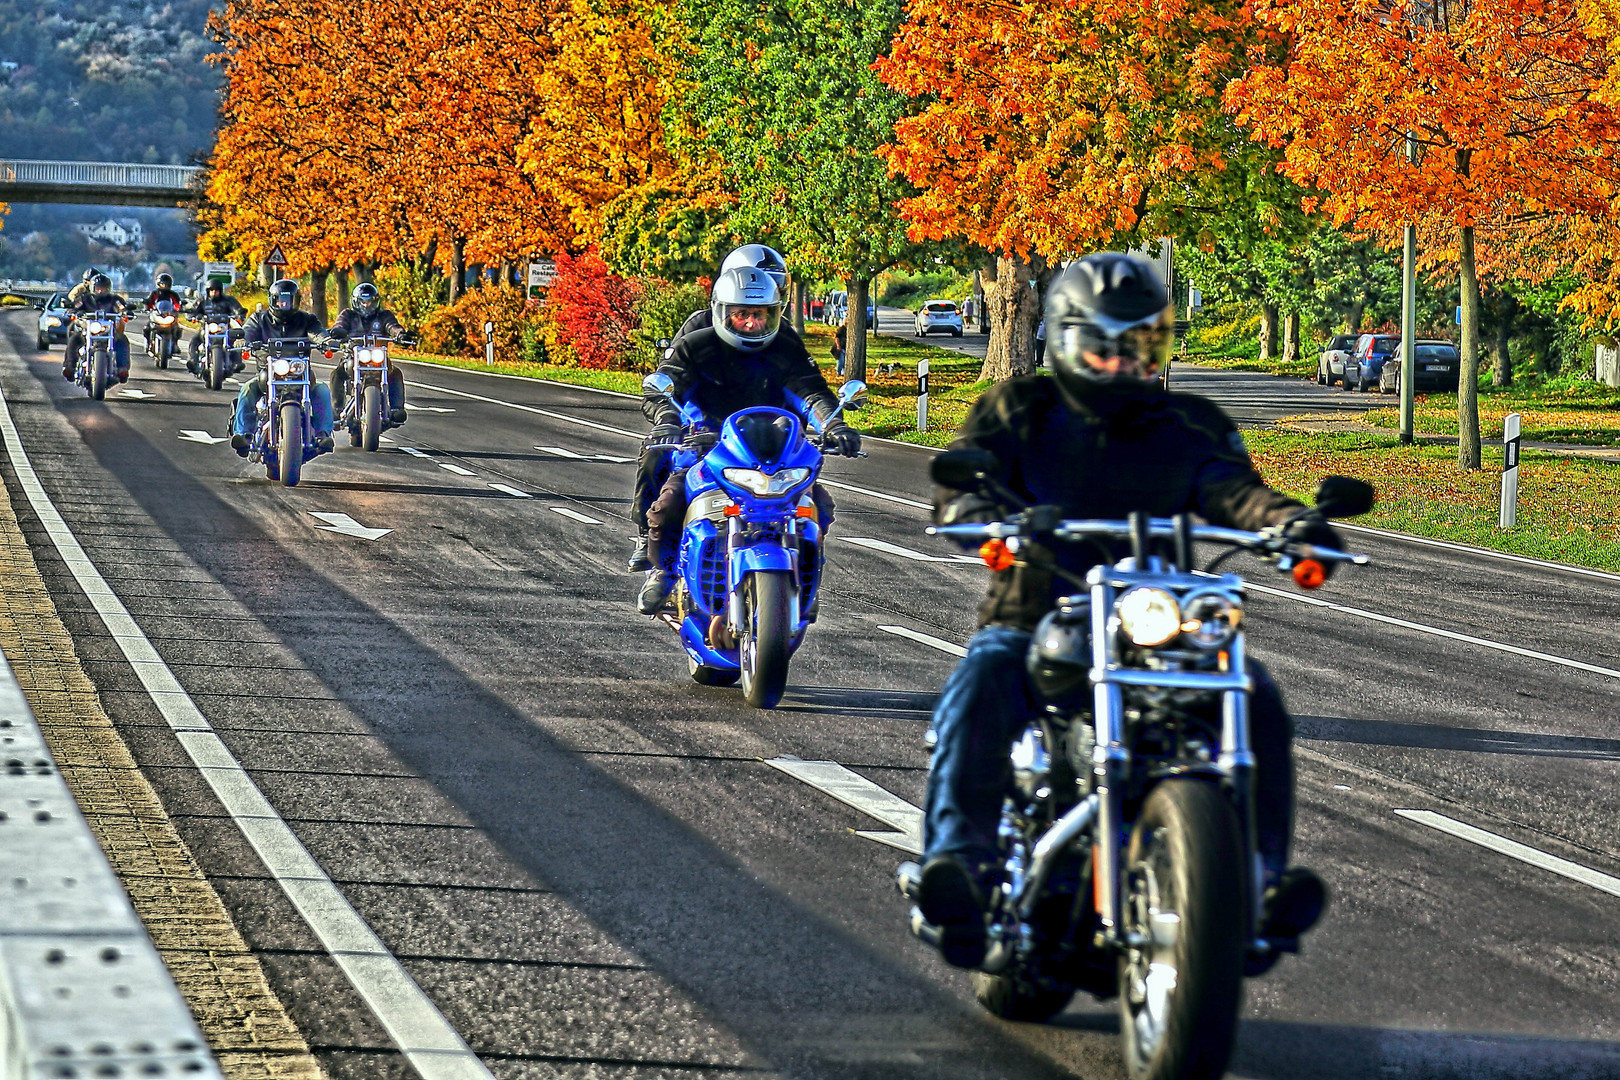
[636,266,859,614]
[231,279,334,456]
[186,279,249,373]
[325,282,411,425]
[141,272,185,359]
[63,273,132,381]
[909,252,1336,970]
[626,244,805,572]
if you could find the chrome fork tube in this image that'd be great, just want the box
[1090,581,1126,936]
[1219,632,1263,933]
[726,516,744,632]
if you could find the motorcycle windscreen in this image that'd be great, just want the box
[726,411,800,469]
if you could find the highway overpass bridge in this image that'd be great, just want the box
[0,158,201,207]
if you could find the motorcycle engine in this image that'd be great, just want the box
[1027,601,1090,707]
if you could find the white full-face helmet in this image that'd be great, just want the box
[711,267,783,352]
[719,244,789,292]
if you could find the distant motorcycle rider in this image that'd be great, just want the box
[911,253,1335,970]
[65,267,99,308]
[186,279,248,372]
[62,274,131,382]
[636,266,860,614]
[230,279,334,457]
[141,273,184,357]
[325,282,410,425]
[627,244,805,572]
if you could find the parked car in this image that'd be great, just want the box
[35,293,70,350]
[1316,334,1358,386]
[1343,333,1401,392]
[913,299,965,337]
[1378,340,1460,395]
[823,291,847,325]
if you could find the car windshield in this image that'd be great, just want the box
[1374,338,1399,352]
[1331,336,1354,349]
[1415,345,1456,360]
[926,303,957,313]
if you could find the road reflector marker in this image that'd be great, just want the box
[489,483,530,498]
[766,758,923,854]
[437,462,477,476]
[548,506,602,524]
[1395,809,1620,899]
[878,624,968,657]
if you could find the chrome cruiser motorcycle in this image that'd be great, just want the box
[145,299,180,369]
[334,332,410,451]
[901,449,1372,1080]
[197,314,245,391]
[247,338,322,487]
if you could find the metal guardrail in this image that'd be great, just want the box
[0,653,221,1078]
[0,160,200,192]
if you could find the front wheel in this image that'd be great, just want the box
[157,335,170,369]
[361,382,382,452]
[208,346,226,390]
[739,571,792,708]
[37,334,47,351]
[1118,780,1246,1080]
[91,349,109,400]
[278,402,304,487]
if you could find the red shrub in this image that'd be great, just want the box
[544,249,636,369]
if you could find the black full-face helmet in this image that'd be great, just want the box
[268,278,300,321]
[205,279,226,299]
[1045,253,1173,399]
[82,268,97,284]
[351,282,380,317]
[91,273,111,296]
[156,273,173,290]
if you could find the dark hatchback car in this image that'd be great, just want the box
[1342,333,1400,392]
[1378,340,1460,395]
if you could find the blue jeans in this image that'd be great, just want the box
[924,625,1295,878]
[835,349,846,377]
[234,379,334,438]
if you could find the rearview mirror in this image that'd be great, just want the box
[1314,475,1375,519]
[642,372,676,399]
[837,379,868,410]
[931,448,1001,490]
[655,338,671,350]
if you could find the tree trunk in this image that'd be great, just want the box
[980,254,1039,382]
[419,237,438,279]
[1457,226,1482,471]
[309,269,328,327]
[1259,302,1280,361]
[335,267,350,310]
[468,262,485,289]
[1493,316,1512,387]
[1281,311,1300,366]
[451,238,467,301]
[497,261,511,288]
[845,276,870,383]
[353,261,373,286]
[1346,299,1365,335]
[789,277,805,335]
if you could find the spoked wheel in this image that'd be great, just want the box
[278,402,304,487]
[91,349,108,400]
[1119,779,1246,1080]
[361,382,382,452]
[738,571,791,708]
[688,657,739,687]
[208,346,226,390]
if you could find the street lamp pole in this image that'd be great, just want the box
[1399,133,1417,445]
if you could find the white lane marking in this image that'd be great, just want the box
[549,506,603,524]
[489,483,530,498]
[1246,580,1620,681]
[878,624,968,657]
[178,429,226,445]
[0,378,491,1080]
[225,377,241,386]
[402,380,642,438]
[380,435,394,444]
[309,511,392,540]
[399,447,429,458]
[536,445,584,458]
[1340,523,1620,585]
[394,358,635,399]
[117,387,155,399]
[437,462,477,477]
[405,402,455,413]
[842,536,979,564]
[819,479,931,510]
[765,758,923,854]
[1395,809,1620,900]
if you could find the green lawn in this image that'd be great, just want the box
[1358,377,1620,446]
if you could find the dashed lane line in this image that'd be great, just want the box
[401,379,642,439]
[842,536,979,564]
[819,479,931,510]
[1395,809,1620,900]
[437,462,477,477]
[878,625,968,657]
[489,483,531,498]
[549,506,604,525]
[0,368,495,1079]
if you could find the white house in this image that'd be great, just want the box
[75,218,144,250]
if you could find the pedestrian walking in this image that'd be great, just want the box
[1034,316,1047,368]
[833,323,848,377]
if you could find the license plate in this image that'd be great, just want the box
[1425,364,1451,371]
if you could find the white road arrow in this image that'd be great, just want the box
[118,387,156,399]
[308,511,392,541]
[766,758,923,854]
[178,430,227,445]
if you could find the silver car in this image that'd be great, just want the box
[913,299,964,337]
[35,293,71,350]
[1316,333,1357,386]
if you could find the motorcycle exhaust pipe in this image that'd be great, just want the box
[1016,793,1099,920]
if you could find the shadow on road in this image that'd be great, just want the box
[1297,715,1620,761]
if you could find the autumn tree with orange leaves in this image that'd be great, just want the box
[1229,0,1620,470]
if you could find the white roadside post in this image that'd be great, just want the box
[484,320,494,366]
[1500,412,1522,528]
[917,357,930,433]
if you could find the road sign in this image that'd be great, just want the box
[265,244,287,267]
[526,259,556,299]
[203,261,236,286]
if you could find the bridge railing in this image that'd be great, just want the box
[0,160,200,191]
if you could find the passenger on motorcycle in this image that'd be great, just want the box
[186,279,248,372]
[636,266,859,614]
[62,274,131,382]
[325,283,409,424]
[65,267,99,308]
[627,244,804,572]
[915,252,1332,969]
[141,273,184,357]
[230,279,334,456]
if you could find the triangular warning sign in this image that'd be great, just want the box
[265,244,287,266]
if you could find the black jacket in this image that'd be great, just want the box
[327,307,406,341]
[643,325,834,427]
[243,309,325,347]
[935,376,1304,630]
[190,296,247,320]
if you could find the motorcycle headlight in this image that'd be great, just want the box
[721,467,812,497]
[207,323,225,333]
[154,315,174,325]
[1178,589,1242,650]
[271,358,291,377]
[88,321,108,334]
[1116,587,1182,648]
[287,359,307,376]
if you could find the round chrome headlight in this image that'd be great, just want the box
[1116,587,1182,648]
[1178,589,1242,650]
[88,321,108,334]
[271,358,291,377]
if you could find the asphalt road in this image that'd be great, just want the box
[5,308,1620,1079]
[870,306,1382,425]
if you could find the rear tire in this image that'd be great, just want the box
[1118,780,1246,1080]
[739,571,791,708]
[972,972,1075,1023]
[279,402,303,487]
[208,346,226,391]
[91,349,108,400]
[361,382,382,452]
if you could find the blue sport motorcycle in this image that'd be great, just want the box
[642,374,867,708]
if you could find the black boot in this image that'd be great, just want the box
[389,408,407,423]
[916,854,989,969]
[637,569,673,614]
[1261,867,1327,940]
[626,534,652,572]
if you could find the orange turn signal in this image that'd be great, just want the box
[1292,558,1327,590]
[722,504,742,517]
[979,538,1016,571]
[794,506,815,518]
